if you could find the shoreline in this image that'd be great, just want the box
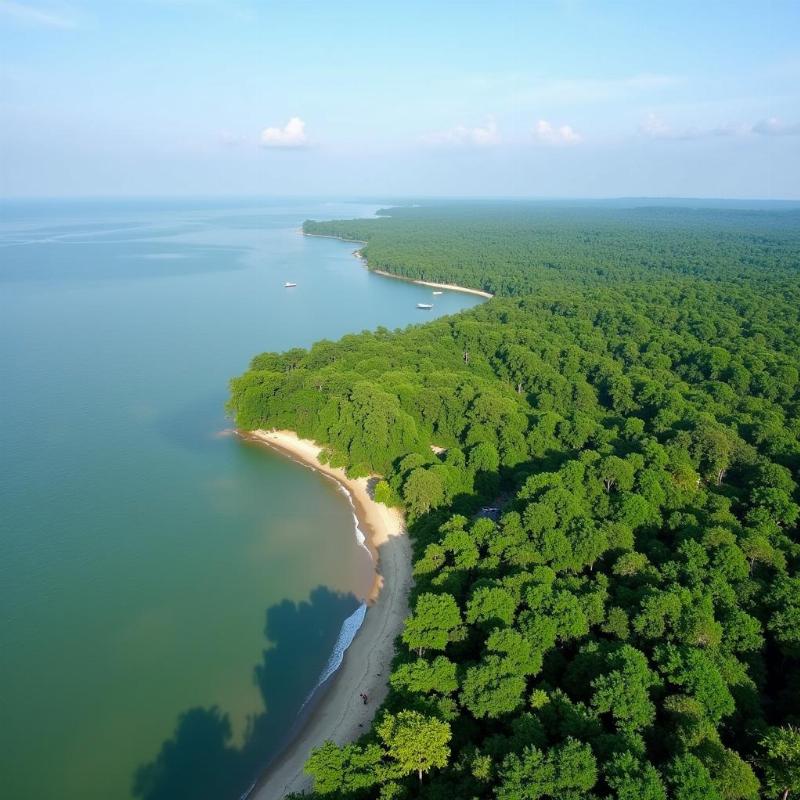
[370,268,494,299]
[302,230,494,299]
[243,430,411,799]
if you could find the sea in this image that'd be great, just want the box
[0,198,484,800]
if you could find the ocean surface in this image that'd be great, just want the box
[0,198,484,800]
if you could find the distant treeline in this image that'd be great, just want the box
[230,203,800,799]
[303,203,800,296]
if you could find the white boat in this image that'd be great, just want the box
[284,282,297,288]
[432,290,443,295]
[417,303,434,309]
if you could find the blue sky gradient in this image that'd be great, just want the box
[1,0,798,197]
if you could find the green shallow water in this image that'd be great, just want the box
[0,199,484,800]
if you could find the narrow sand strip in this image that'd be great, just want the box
[244,430,411,800]
[302,230,494,299]
[370,268,494,299]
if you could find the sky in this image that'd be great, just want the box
[1,0,799,199]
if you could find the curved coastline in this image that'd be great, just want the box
[302,230,494,299]
[243,430,411,800]
[369,268,494,299]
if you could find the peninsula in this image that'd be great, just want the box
[230,201,800,800]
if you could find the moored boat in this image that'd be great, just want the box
[417,303,433,309]
[284,282,297,288]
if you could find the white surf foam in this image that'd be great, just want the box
[335,483,371,555]
[265,444,373,559]
[299,601,368,712]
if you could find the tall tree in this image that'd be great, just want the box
[377,711,451,783]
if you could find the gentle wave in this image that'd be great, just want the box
[269,445,373,559]
[255,442,374,715]
[335,483,371,555]
[299,601,368,711]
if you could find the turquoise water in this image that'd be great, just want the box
[0,199,483,800]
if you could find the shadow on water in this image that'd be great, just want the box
[132,586,360,800]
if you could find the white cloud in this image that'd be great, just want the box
[753,117,800,136]
[422,118,500,147]
[640,113,799,140]
[0,1,77,28]
[532,120,581,145]
[260,117,309,148]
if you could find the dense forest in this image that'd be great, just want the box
[230,203,800,800]
[303,203,800,296]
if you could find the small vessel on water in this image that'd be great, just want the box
[284,282,297,288]
[417,303,434,310]
[432,290,443,295]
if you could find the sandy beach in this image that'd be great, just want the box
[302,230,494,299]
[370,268,494,299]
[244,430,411,800]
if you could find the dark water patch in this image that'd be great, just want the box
[132,707,242,800]
[132,586,360,800]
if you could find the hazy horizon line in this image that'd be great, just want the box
[2,193,800,204]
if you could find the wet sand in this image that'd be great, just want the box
[244,430,411,799]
